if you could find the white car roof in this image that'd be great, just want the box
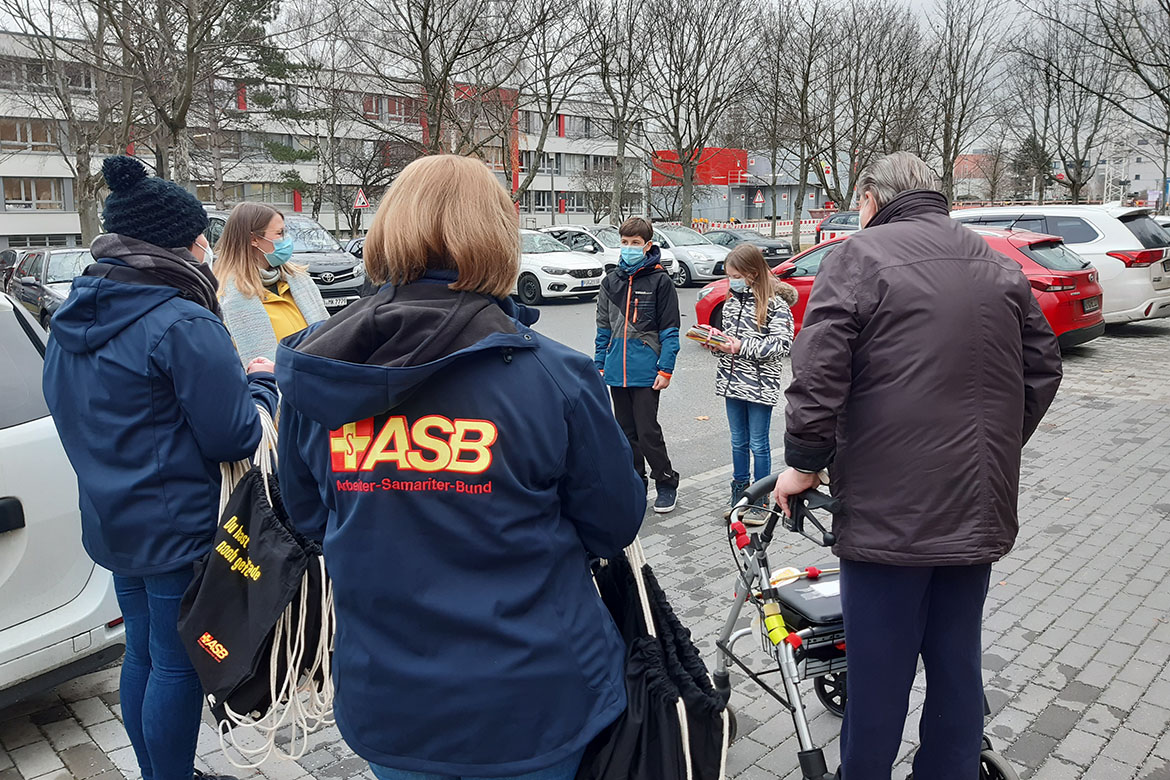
[952,204,1152,219]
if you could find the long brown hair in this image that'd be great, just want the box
[364,155,520,297]
[725,244,779,328]
[214,202,305,299]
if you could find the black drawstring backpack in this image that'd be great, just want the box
[577,539,729,780]
[177,407,335,767]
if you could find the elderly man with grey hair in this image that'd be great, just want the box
[772,151,1062,779]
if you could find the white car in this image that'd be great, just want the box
[540,225,679,280]
[515,230,606,305]
[951,205,1170,324]
[1154,215,1170,231]
[0,293,125,708]
[653,225,731,287]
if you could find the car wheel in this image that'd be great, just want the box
[517,273,543,306]
[675,263,692,288]
[709,303,724,331]
[39,311,51,330]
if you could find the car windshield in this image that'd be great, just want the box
[286,218,344,253]
[1120,214,1170,249]
[522,233,571,253]
[660,226,710,246]
[1022,242,1091,272]
[45,251,95,284]
[594,227,621,248]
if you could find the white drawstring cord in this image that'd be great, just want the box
[214,405,335,768]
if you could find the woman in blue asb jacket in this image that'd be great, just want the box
[275,155,647,780]
[42,157,277,780]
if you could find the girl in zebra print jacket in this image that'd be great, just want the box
[705,244,797,522]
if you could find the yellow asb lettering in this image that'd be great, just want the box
[406,416,455,472]
[334,415,499,475]
[360,416,412,471]
[448,420,498,473]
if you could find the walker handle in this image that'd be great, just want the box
[739,475,841,548]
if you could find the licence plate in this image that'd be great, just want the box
[579,279,600,288]
[1082,297,1100,313]
[323,297,353,308]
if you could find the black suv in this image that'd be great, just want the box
[204,211,367,313]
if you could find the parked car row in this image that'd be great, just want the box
[697,228,1108,350]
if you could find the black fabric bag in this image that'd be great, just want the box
[576,544,728,780]
[177,467,324,724]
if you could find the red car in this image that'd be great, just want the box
[694,228,1105,349]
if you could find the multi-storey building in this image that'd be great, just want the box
[0,31,644,250]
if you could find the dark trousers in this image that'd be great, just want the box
[609,386,678,488]
[838,559,992,780]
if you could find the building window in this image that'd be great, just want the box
[1134,174,1141,180]
[562,191,587,213]
[0,118,56,152]
[531,190,553,213]
[64,63,94,94]
[362,94,419,123]
[0,59,52,91]
[585,155,614,173]
[563,115,590,139]
[6,234,76,248]
[3,177,64,210]
[247,182,293,206]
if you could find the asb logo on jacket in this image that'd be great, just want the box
[329,416,498,474]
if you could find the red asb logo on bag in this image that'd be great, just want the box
[329,416,498,474]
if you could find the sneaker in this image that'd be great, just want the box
[653,484,677,513]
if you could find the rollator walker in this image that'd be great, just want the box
[711,475,1018,780]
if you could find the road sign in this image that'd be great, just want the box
[353,188,371,209]
[753,189,764,205]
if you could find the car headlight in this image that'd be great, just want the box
[697,287,713,301]
[541,266,570,275]
[353,263,364,276]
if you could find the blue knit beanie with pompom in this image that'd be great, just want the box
[100,156,209,249]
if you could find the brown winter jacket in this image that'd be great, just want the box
[784,190,1063,566]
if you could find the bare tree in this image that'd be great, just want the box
[573,161,642,222]
[809,0,934,209]
[642,0,758,225]
[348,0,554,157]
[95,0,290,187]
[511,0,587,201]
[1019,6,1119,203]
[579,0,653,223]
[927,0,1007,202]
[0,0,139,240]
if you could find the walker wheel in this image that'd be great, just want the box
[979,748,1019,780]
[725,704,738,745]
[814,672,847,717]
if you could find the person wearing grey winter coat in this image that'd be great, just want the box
[707,244,797,522]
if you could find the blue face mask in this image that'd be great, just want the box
[619,246,646,270]
[729,278,749,293]
[262,236,295,267]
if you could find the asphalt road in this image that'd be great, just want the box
[526,286,744,482]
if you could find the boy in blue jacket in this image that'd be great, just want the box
[595,216,681,513]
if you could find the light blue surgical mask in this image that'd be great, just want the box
[261,236,295,267]
[729,278,749,293]
[619,246,646,270]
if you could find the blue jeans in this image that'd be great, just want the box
[113,569,204,780]
[724,398,773,484]
[369,749,584,780]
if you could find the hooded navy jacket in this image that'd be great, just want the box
[42,246,277,577]
[275,274,645,776]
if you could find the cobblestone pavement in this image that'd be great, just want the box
[3,321,1170,780]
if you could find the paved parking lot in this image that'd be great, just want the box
[3,320,1170,780]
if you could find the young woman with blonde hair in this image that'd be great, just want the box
[273,154,645,780]
[216,202,329,363]
[705,243,798,523]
